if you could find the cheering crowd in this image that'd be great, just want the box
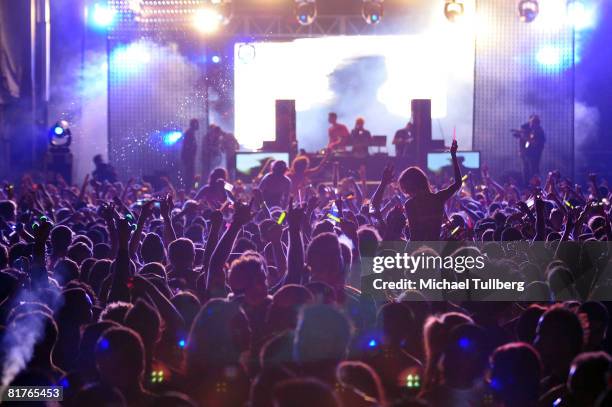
[1,142,611,407]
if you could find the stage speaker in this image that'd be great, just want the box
[411,99,432,167]
[275,100,297,157]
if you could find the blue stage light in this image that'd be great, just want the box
[178,339,186,348]
[368,339,377,348]
[54,126,64,136]
[458,337,471,350]
[211,55,221,64]
[163,131,183,146]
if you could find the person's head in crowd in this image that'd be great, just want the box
[171,291,201,329]
[53,258,79,286]
[357,226,381,258]
[290,155,310,175]
[140,262,167,281]
[124,299,161,367]
[516,304,547,343]
[99,301,134,324]
[186,299,250,373]
[306,232,344,291]
[578,301,609,351]
[89,259,112,296]
[293,304,352,366]
[399,167,431,197]
[56,287,93,326]
[271,160,288,176]
[185,223,204,244]
[0,200,17,222]
[328,112,338,125]
[272,378,340,407]
[141,233,166,264]
[168,238,195,271]
[228,253,269,306]
[93,242,111,260]
[208,167,227,185]
[489,343,541,407]
[66,242,92,265]
[422,312,473,391]
[377,301,415,348]
[566,352,611,407]
[440,324,488,389]
[50,225,73,257]
[534,305,584,381]
[260,330,295,370]
[76,321,121,375]
[94,327,146,397]
[266,284,313,335]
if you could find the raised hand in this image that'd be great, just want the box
[287,197,305,230]
[381,164,395,185]
[450,139,458,157]
[117,218,132,249]
[160,194,174,220]
[210,209,223,228]
[32,216,53,245]
[232,199,253,226]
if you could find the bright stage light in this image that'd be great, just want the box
[211,55,221,64]
[518,0,539,23]
[536,46,563,67]
[567,0,596,30]
[89,2,116,29]
[295,1,317,26]
[444,0,465,22]
[193,8,223,34]
[362,1,384,25]
[49,120,72,148]
[163,131,183,146]
[111,42,151,73]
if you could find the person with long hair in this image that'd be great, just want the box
[399,140,461,241]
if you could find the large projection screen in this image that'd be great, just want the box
[234,33,475,153]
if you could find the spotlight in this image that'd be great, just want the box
[211,55,221,64]
[163,131,183,146]
[295,1,317,26]
[193,7,223,34]
[88,1,116,29]
[444,0,465,22]
[362,1,384,25]
[518,0,539,23]
[49,120,72,148]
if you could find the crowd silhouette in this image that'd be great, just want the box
[0,144,611,407]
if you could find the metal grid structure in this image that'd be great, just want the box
[473,0,574,180]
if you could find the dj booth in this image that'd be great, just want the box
[234,99,480,183]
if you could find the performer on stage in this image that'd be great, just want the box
[393,121,414,158]
[512,114,546,185]
[350,117,372,160]
[327,112,350,151]
[202,124,223,180]
[181,118,199,190]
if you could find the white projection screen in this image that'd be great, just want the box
[234,31,475,153]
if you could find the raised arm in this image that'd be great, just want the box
[284,198,305,286]
[129,201,153,260]
[437,140,462,202]
[202,210,223,271]
[108,218,132,303]
[207,200,253,295]
[30,217,52,289]
[160,194,177,248]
